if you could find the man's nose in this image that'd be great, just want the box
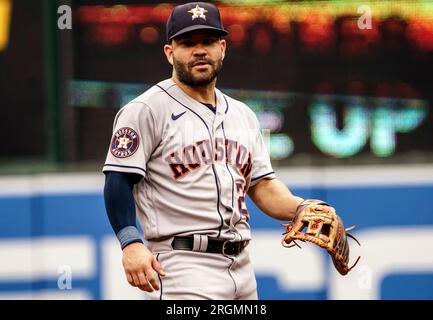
[192,43,207,56]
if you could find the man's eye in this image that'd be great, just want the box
[181,40,194,46]
[204,38,217,45]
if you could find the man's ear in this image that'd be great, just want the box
[164,44,174,66]
[220,39,226,60]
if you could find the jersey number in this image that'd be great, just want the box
[236,180,249,221]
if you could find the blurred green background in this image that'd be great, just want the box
[1,0,433,174]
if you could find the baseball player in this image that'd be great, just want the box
[103,2,304,300]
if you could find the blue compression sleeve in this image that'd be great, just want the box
[103,171,144,249]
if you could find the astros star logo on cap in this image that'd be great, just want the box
[187,4,208,20]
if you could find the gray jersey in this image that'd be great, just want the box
[103,79,275,242]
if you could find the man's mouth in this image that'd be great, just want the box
[192,61,210,67]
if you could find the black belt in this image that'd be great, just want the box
[171,236,249,256]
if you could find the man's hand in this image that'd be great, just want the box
[122,242,166,292]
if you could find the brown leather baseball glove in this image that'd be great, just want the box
[281,199,361,275]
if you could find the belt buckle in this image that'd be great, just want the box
[222,240,233,256]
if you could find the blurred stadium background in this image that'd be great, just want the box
[1,0,433,299]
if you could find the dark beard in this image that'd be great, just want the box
[173,57,223,87]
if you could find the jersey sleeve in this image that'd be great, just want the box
[103,102,159,178]
[249,115,276,187]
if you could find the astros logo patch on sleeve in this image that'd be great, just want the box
[110,127,139,158]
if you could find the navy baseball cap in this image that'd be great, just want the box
[166,2,228,42]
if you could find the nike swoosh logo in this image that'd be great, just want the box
[171,111,186,120]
